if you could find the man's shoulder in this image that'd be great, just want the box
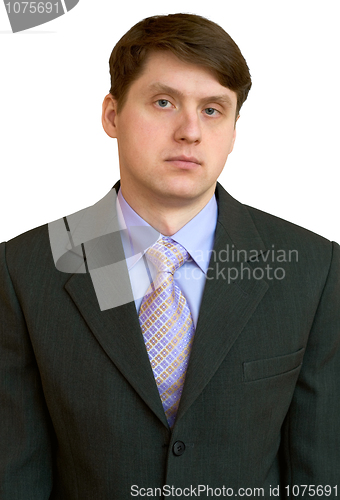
[2,185,120,281]
[216,183,334,251]
[245,202,332,249]
[244,203,338,279]
[3,223,51,267]
[215,183,338,287]
[1,223,57,289]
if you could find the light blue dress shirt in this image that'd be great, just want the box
[116,188,218,327]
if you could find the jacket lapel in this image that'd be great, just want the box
[176,183,269,423]
[65,264,169,428]
[60,183,168,428]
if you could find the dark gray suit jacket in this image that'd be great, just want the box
[1,182,339,499]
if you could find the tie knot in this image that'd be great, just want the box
[146,237,189,275]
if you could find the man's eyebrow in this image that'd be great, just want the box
[146,83,233,107]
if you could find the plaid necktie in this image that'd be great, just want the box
[138,237,195,428]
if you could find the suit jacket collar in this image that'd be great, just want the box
[62,181,269,431]
[215,182,266,258]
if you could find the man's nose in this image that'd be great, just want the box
[173,109,202,144]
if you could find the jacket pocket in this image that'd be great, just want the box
[243,347,305,382]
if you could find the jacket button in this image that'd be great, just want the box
[173,441,185,456]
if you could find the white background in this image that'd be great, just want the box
[0,0,339,243]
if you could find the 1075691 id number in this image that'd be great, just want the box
[285,485,337,497]
[5,2,59,14]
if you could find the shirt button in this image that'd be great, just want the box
[173,441,186,456]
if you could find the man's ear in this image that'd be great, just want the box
[229,114,240,154]
[102,94,118,138]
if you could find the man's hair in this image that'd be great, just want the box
[109,13,252,117]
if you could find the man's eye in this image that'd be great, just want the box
[204,108,218,116]
[157,99,171,108]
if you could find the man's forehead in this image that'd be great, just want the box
[125,50,238,110]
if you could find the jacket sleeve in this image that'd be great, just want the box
[281,241,340,493]
[0,241,54,499]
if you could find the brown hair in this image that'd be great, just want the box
[109,13,252,117]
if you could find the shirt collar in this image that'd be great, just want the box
[117,188,218,274]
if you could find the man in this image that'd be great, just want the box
[0,13,339,499]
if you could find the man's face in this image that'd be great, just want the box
[104,51,238,206]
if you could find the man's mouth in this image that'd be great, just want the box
[165,155,201,169]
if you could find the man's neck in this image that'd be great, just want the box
[119,182,216,236]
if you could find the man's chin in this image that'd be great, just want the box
[152,180,214,205]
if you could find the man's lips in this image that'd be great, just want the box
[165,155,201,169]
